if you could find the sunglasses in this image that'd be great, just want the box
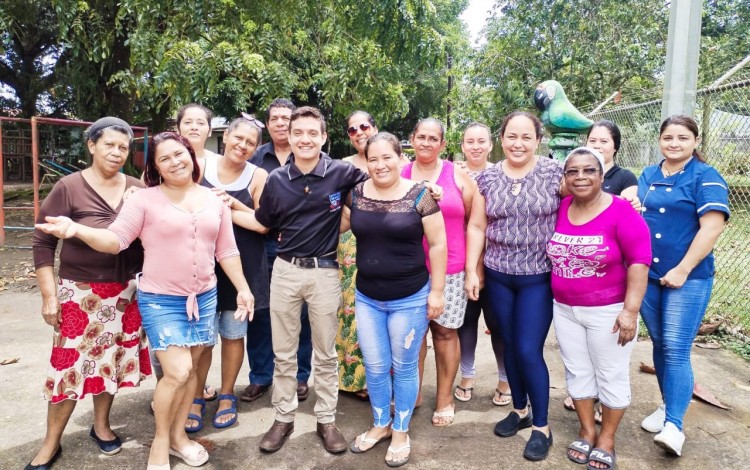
[564,167,600,178]
[240,112,266,129]
[347,123,372,136]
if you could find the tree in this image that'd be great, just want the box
[461,0,669,126]
[0,1,67,117]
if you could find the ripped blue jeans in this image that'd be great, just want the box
[355,282,430,432]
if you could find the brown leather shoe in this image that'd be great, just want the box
[316,422,347,454]
[240,383,271,402]
[297,382,310,402]
[259,420,294,452]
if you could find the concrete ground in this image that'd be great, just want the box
[1,289,749,470]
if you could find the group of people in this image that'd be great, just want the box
[26,98,728,470]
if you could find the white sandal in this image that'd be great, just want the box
[168,442,209,467]
[385,436,411,467]
[349,431,391,453]
[493,388,512,406]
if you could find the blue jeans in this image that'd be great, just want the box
[245,239,312,386]
[355,282,430,433]
[484,267,553,428]
[640,277,713,430]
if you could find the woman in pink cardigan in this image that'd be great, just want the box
[36,132,254,470]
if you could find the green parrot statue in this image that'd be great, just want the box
[533,80,594,161]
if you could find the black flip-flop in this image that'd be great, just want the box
[204,385,218,401]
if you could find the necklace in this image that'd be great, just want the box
[509,180,523,196]
[662,157,692,177]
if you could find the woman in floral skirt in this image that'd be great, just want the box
[27,117,151,469]
[336,110,378,398]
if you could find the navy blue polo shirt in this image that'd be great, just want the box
[256,153,368,258]
[250,142,288,175]
[603,164,637,195]
[637,158,730,280]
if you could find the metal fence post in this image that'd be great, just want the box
[661,0,703,119]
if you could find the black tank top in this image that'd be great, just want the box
[201,155,270,311]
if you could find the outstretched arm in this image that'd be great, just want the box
[35,216,121,254]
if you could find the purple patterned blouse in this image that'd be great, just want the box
[476,156,563,275]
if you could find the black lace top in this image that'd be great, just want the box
[348,182,440,300]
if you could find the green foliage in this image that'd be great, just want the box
[39,0,467,138]
[0,1,67,117]
[459,0,669,128]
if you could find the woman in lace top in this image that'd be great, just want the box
[341,132,446,467]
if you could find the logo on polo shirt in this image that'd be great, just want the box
[329,192,342,212]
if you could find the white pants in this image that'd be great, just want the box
[553,300,636,409]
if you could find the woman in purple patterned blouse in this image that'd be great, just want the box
[465,111,564,462]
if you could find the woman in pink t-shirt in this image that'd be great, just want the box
[546,147,651,470]
[37,133,254,470]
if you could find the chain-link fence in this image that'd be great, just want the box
[581,74,750,340]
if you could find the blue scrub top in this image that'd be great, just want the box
[637,157,730,281]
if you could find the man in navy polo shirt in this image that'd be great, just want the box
[241,106,367,454]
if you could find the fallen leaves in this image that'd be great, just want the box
[1,358,20,365]
[693,383,732,410]
[640,362,732,410]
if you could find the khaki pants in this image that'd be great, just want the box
[269,257,342,423]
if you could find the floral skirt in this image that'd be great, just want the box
[336,231,366,392]
[44,278,151,403]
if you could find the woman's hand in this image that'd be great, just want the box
[212,188,236,209]
[35,216,78,239]
[660,265,689,288]
[612,308,638,346]
[427,289,444,320]
[234,289,255,322]
[423,182,444,202]
[465,271,481,301]
[620,194,642,212]
[41,294,61,327]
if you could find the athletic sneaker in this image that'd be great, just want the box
[654,422,685,456]
[641,404,666,433]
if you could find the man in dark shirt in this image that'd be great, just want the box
[249,106,367,455]
[240,99,314,406]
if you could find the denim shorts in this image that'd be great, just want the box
[138,287,217,351]
[209,309,248,344]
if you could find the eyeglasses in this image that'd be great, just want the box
[240,112,266,129]
[347,123,372,136]
[564,167,600,178]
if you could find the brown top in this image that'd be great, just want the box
[33,172,145,283]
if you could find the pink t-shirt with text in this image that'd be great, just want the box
[546,196,651,307]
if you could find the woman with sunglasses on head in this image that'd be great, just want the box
[548,147,650,470]
[402,117,476,427]
[453,122,511,407]
[36,132,254,469]
[465,111,565,461]
[637,115,729,457]
[192,117,268,430]
[336,111,379,400]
